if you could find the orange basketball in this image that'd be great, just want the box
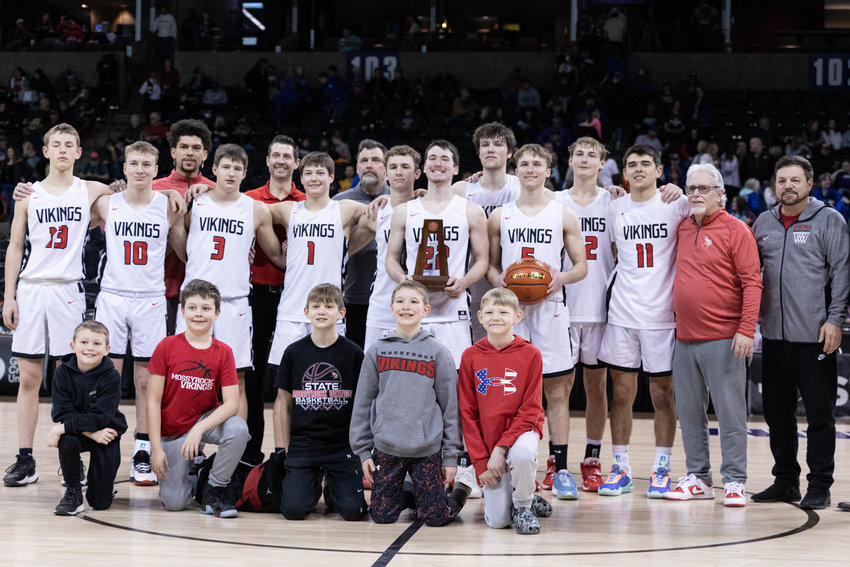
[504,258,552,304]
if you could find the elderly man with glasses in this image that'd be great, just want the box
[665,163,762,507]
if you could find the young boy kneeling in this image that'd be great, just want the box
[458,288,552,534]
[47,321,127,515]
[350,280,475,526]
[274,283,368,521]
[148,279,250,517]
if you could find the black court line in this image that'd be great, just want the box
[79,502,818,560]
[372,520,424,567]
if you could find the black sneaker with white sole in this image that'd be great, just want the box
[55,487,85,516]
[131,450,158,486]
[3,456,38,486]
[201,484,238,518]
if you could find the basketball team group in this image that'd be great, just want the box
[2,117,847,534]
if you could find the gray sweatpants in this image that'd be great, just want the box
[672,339,747,485]
[481,431,540,529]
[158,412,250,511]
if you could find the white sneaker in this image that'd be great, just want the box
[724,482,746,507]
[455,464,482,498]
[131,450,158,486]
[663,474,715,500]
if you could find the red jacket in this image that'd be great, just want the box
[673,208,762,340]
[244,181,305,285]
[152,170,215,298]
[458,336,544,477]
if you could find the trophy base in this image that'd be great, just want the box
[412,275,450,291]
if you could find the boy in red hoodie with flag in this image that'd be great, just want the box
[458,288,552,535]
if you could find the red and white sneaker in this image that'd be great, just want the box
[663,474,715,500]
[535,480,541,492]
[724,482,746,507]
[542,455,556,490]
[580,457,603,492]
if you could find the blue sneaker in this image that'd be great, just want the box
[598,464,633,496]
[647,466,672,498]
[552,469,579,500]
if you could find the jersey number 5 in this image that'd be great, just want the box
[636,243,654,268]
[46,225,68,249]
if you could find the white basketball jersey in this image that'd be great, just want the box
[465,176,521,301]
[21,177,90,283]
[499,200,566,303]
[607,193,690,329]
[404,195,471,323]
[99,192,169,294]
[366,202,396,328]
[184,193,255,299]
[556,189,614,323]
[278,200,346,322]
[464,175,521,218]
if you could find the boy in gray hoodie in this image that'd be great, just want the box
[350,280,475,526]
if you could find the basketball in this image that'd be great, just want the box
[504,258,552,304]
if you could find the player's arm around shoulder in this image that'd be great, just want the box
[557,205,588,285]
[385,201,410,283]
[253,200,286,268]
[487,207,506,287]
[464,200,490,287]
[85,179,114,206]
[268,200,293,230]
[348,207,378,256]
[451,179,467,198]
[341,200,368,236]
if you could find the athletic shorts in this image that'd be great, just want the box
[421,321,471,369]
[597,324,675,376]
[513,300,573,377]
[177,296,253,371]
[95,291,166,359]
[364,325,394,352]
[569,322,606,368]
[268,319,346,367]
[11,280,85,358]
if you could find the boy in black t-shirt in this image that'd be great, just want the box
[273,284,368,521]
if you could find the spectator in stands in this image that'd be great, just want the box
[603,8,627,47]
[740,137,774,186]
[834,160,850,192]
[318,68,348,124]
[720,142,741,190]
[728,195,756,226]
[822,118,842,151]
[202,81,229,112]
[21,141,44,180]
[812,173,841,208]
[7,19,34,50]
[337,28,362,53]
[690,86,712,127]
[29,69,54,102]
[516,79,542,115]
[78,151,110,183]
[152,5,178,62]
[9,67,26,94]
[68,87,98,140]
[17,79,39,109]
[181,8,200,50]
[139,72,163,116]
[1,145,30,200]
[144,111,169,142]
[55,15,85,48]
[635,125,664,154]
[811,142,837,178]
[803,118,822,149]
[451,88,479,128]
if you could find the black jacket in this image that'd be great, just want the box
[51,356,128,436]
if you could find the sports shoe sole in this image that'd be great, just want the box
[647,489,673,499]
[552,487,578,500]
[724,498,746,507]
[132,476,158,486]
[55,502,85,516]
[4,472,39,486]
[663,490,715,501]
[598,483,633,496]
[201,505,239,518]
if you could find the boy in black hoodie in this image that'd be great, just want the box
[47,321,127,515]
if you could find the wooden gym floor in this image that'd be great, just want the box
[1,399,848,566]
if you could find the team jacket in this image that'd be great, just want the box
[458,336,544,478]
[673,208,762,340]
[753,198,850,342]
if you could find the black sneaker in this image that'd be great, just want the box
[751,483,801,503]
[801,490,831,510]
[201,484,238,518]
[3,456,38,486]
[838,501,850,511]
[55,487,85,516]
[59,460,87,487]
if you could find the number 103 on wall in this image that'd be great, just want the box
[810,55,850,88]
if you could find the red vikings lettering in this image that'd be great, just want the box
[376,356,436,378]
